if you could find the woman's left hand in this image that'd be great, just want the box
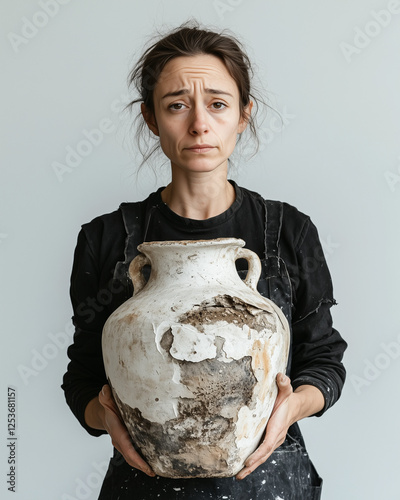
[236,372,295,481]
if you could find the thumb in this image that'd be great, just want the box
[274,373,293,403]
[101,384,111,398]
[277,373,291,387]
[99,384,118,412]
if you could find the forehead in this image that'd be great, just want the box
[154,54,238,94]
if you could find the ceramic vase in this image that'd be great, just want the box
[102,238,290,478]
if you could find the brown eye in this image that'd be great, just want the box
[168,103,186,110]
[212,102,227,110]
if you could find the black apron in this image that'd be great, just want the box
[100,197,323,500]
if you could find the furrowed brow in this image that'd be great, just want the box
[161,88,234,99]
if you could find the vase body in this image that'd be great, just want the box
[102,238,290,478]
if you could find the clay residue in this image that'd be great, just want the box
[110,294,280,478]
[179,294,276,333]
[161,324,258,420]
[112,333,258,478]
[178,355,256,420]
[112,386,235,478]
[160,329,173,352]
[251,338,271,402]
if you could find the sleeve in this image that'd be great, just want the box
[289,216,347,417]
[61,225,110,437]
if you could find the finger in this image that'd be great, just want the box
[109,420,156,477]
[99,386,121,417]
[236,431,286,481]
[117,433,156,477]
[249,429,286,464]
[277,373,292,392]
[100,384,114,403]
[101,383,111,395]
[273,374,293,410]
[100,388,156,477]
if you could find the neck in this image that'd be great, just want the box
[161,167,235,220]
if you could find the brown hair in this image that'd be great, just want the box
[125,19,268,170]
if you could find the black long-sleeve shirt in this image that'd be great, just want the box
[62,181,347,439]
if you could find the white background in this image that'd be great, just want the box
[1,1,399,499]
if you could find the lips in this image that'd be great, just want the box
[187,144,214,149]
[186,144,215,152]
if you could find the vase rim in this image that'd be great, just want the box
[137,237,245,250]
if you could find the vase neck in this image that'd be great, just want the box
[139,241,243,286]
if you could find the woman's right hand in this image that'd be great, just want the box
[97,384,156,477]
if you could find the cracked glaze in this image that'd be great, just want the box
[102,238,290,478]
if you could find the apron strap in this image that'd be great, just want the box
[112,201,146,291]
[264,199,283,263]
[259,197,293,376]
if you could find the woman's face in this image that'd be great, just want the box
[142,54,252,175]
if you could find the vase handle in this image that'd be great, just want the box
[235,248,262,291]
[128,253,150,295]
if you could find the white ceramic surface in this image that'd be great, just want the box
[102,238,290,478]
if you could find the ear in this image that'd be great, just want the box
[141,103,159,137]
[237,100,253,134]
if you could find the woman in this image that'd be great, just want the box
[62,21,347,499]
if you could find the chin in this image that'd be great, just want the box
[174,158,228,173]
[187,165,225,174]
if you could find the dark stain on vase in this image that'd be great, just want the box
[178,355,256,419]
[111,345,258,477]
[112,387,235,478]
[179,294,276,334]
[109,293,275,478]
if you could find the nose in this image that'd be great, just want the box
[189,103,209,135]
